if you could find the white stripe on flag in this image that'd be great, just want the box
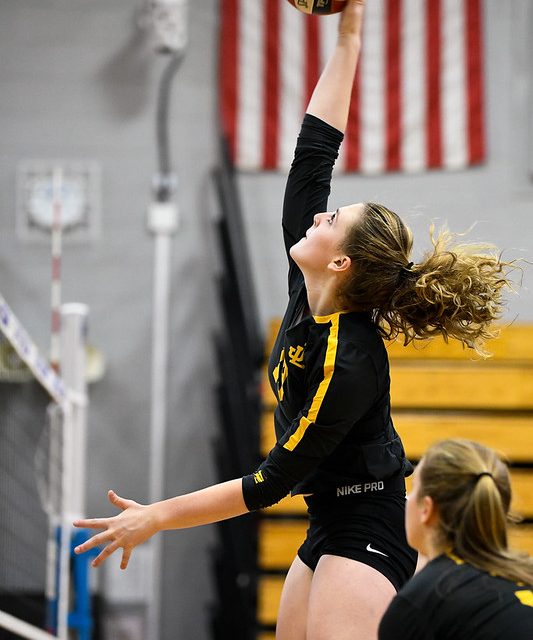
[279,3,305,171]
[360,0,386,174]
[442,0,467,169]
[237,0,264,170]
[401,0,427,172]
[224,0,483,174]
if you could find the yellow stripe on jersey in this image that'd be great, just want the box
[447,552,465,565]
[283,313,340,452]
[515,590,533,608]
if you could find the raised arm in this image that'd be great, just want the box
[281,0,366,279]
[306,0,365,133]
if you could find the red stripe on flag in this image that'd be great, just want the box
[263,0,280,169]
[426,0,442,168]
[386,0,402,171]
[219,0,239,162]
[305,16,321,108]
[344,56,361,171]
[465,0,485,164]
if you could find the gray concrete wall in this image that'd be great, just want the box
[0,1,221,639]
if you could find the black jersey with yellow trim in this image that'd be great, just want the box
[241,114,412,512]
[242,304,411,510]
[379,553,533,640]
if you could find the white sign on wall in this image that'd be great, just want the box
[16,160,101,243]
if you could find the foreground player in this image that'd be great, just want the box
[74,2,515,638]
[379,439,533,639]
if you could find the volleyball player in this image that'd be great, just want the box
[379,439,533,639]
[74,1,515,637]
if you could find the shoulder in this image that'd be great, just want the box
[379,557,453,640]
[308,312,386,372]
[337,312,386,351]
[379,593,433,640]
[398,555,452,600]
[304,314,382,396]
[337,312,389,377]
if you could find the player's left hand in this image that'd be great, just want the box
[73,489,158,569]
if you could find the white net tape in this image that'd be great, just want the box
[0,295,66,407]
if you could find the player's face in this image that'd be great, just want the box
[289,203,363,273]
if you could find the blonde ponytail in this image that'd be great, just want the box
[419,439,533,585]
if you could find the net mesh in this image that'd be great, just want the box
[0,335,64,640]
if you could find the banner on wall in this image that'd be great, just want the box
[219,0,486,174]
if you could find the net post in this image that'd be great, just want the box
[60,303,89,518]
[57,304,89,639]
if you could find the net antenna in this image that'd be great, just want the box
[50,167,63,374]
[139,1,188,638]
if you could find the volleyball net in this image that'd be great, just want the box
[0,293,88,640]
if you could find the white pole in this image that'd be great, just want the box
[57,304,89,639]
[0,611,58,640]
[147,201,178,640]
[60,303,89,518]
[145,5,187,634]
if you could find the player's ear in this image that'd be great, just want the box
[419,495,437,525]
[328,254,352,273]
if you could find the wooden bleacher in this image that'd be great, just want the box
[256,321,533,637]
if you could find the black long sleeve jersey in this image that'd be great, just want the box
[378,553,533,640]
[242,114,412,512]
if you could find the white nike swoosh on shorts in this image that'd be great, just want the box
[366,543,388,557]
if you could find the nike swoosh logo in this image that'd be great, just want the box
[366,543,388,557]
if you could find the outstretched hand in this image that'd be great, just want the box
[73,490,159,570]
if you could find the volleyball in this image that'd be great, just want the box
[286,0,347,15]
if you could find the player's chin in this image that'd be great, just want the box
[289,237,307,261]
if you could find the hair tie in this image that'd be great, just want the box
[399,261,414,281]
[476,471,493,481]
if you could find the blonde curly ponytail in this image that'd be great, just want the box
[338,203,517,357]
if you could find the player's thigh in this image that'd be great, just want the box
[307,554,396,640]
[275,555,313,640]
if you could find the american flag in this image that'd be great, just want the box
[219,0,485,174]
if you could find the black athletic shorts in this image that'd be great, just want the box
[297,488,417,592]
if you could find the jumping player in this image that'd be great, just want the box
[74,2,515,638]
[379,439,533,640]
